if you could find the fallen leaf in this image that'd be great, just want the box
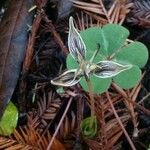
[0,0,34,117]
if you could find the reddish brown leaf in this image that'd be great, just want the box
[0,0,34,117]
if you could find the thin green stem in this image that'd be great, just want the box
[86,78,95,118]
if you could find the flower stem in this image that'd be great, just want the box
[86,78,95,120]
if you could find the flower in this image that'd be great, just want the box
[51,17,132,87]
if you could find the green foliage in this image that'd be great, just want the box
[67,24,148,93]
[80,116,97,138]
[113,66,141,89]
[148,144,150,150]
[80,76,111,94]
[0,101,18,136]
[115,42,148,68]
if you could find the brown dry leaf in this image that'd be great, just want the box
[73,0,133,25]
[0,125,65,150]
[0,0,34,117]
[51,138,66,150]
[0,137,37,150]
[27,91,62,133]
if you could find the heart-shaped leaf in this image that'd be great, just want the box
[80,27,105,62]
[100,24,129,56]
[80,76,111,94]
[115,42,148,68]
[66,23,148,93]
[80,24,129,57]
[67,54,78,70]
[113,66,141,89]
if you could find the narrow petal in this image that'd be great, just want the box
[68,17,86,62]
[92,61,132,78]
[51,69,82,87]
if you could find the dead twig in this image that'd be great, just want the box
[43,15,68,56]
[106,92,136,150]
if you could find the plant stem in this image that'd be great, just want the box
[86,78,95,118]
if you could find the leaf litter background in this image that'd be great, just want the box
[0,0,150,150]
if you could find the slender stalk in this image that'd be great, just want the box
[106,92,136,150]
[86,78,95,118]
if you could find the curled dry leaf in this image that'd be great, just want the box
[0,0,34,117]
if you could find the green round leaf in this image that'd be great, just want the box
[80,27,106,62]
[115,42,148,68]
[80,24,129,58]
[80,116,97,138]
[67,54,78,69]
[113,66,141,89]
[80,76,111,94]
[0,101,18,136]
[66,23,148,93]
[102,24,129,56]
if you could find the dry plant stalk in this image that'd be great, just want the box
[106,92,136,150]
[73,0,133,25]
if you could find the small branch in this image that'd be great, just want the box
[18,11,43,113]
[138,92,150,104]
[106,92,136,150]
[46,98,73,150]
[43,15,68,56]
[112,83,150,116]
[23,12,42,73]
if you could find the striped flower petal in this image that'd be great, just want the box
[68,17,86,63]
[51,69,82,87]
[93,61,132,78]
